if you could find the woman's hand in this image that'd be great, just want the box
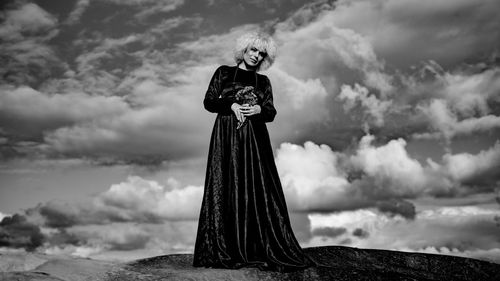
[240,104,261,117]
[231,103,246,123]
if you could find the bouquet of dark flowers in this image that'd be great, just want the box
[235,86,258,129]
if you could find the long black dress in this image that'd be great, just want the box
[193,65,315,272]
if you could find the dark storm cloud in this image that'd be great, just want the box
[45,228,81,246]
[34,201,82,228]
[0,214,44,251]
[330,0,500,69]
[376,199,416,220]
[352,228,369,238]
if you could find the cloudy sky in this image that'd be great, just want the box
[1,0,500,263]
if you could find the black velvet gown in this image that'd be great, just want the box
[193,65,315,272]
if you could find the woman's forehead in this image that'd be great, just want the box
[249,40,267,52]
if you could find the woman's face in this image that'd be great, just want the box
[243,46,266,68]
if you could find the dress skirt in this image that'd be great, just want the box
[193,113,314,272]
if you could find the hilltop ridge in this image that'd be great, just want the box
[1,246,500,281]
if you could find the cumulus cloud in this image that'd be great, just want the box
[415,99,500,140]
[0,24,235,162]
[338,83,392,126]
[349,134,498,198]
[35,202,82,228]
[412,67,500,140]
[42,69,215,161]
[274,13,393,95]
[0,85,128,137]
[275,141,362,212]
[441,142,500,186]
[38,220,198,259]
[266,68,329,142]
[31,22,333,162]
[271,68,328,110]
[267,2,409,141]
[177,24,333,141]
[439,68,500,116]
[73,223,152,251]
[34,132,497,235]
[0,27,223,161]
[276,136,426,213]
[277,134,500,215]
[96,176,203,221]
[4,176,203,256]
[4,134,500,258]
[28,176,203,227]
[2,0,499,165]
[273,0,500,145]
[350,135,430,197]
[307,205,500,263]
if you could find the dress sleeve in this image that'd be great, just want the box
[203,66,234,114]
[255,75,277,123]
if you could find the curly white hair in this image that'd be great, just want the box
[233,32,277,72]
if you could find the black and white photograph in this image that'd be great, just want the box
[1,0,499,280]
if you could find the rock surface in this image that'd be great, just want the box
[2,246,500,281]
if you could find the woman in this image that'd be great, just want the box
[193,32,315,272]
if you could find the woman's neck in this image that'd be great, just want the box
[238,62,257,72]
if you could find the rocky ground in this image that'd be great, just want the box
[1,246,499,281]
